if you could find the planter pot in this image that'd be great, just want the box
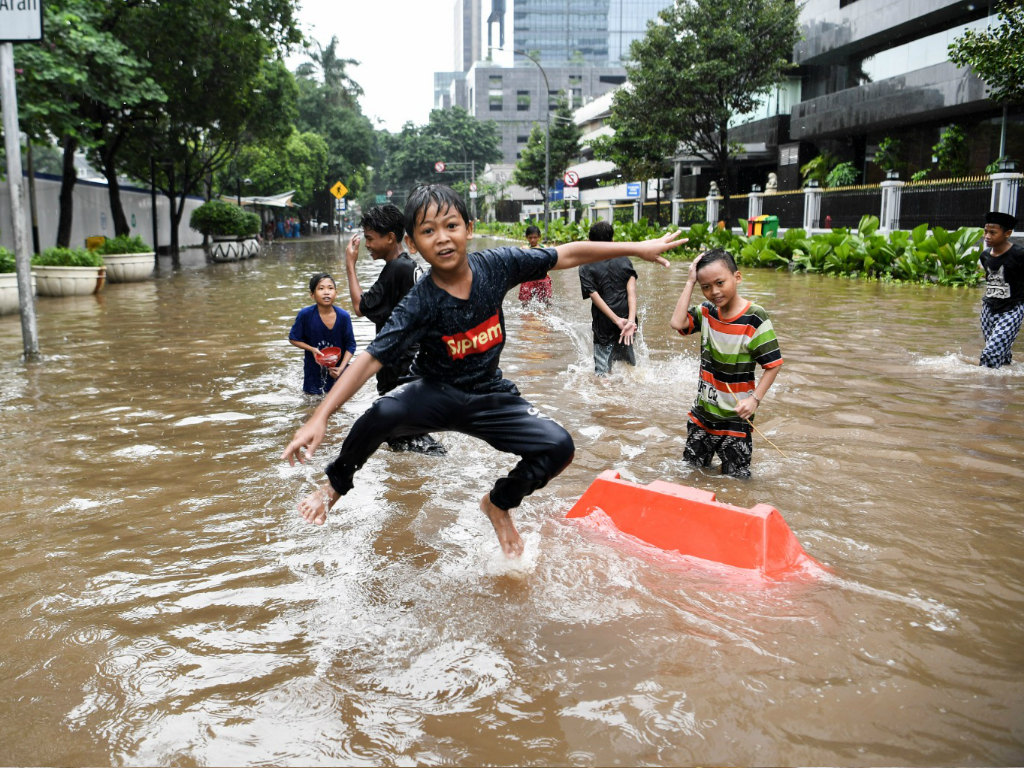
[104,251,156,283]
[33,265,106,297]
[210,236,261,262]
[0,272,36,315]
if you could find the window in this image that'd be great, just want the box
[517,135,529,143]
[517,90,531,111]
[489,75,503,88]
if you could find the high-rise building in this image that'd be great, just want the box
[454,0,482,73]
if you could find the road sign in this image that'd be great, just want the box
[0,3,44,42]
[434,161,446,173]
[375,194,388,204]
[386,189,393,198]
[626,182,642,198]
[563,185,580,201]
[330,181,348,200]
[563,171,579,187]
[335,198,347,211]
[469,182,478,192]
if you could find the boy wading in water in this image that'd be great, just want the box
[670,249,783,479]
[977,211,1024,368]
[345,203,444,454]
[579,221,639,375]
[282,184,686,557]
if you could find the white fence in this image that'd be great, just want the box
[1,172,204,253]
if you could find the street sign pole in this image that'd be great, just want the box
[0,43,40,361]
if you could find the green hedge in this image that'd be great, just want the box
[96,234,152,254]
[190,200,261,237]
[0,246,14,274]
[474,215,985,287]
[31,247,105,268]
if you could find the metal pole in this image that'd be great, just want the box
[26,139,40,254]
[150,156,158,256]
[0,43,40,360]
[999,104,1008,160]
[471,159,476,221]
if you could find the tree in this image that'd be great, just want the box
[116,0,301,259]
[592,84,676,223]
[620,0,800,220]
[222,129,329,210]
[949,1,1024,161]
[512,98,582,197]
[932,125,970,178]
[12,0,165,246]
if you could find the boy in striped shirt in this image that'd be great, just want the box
[670,249,783,478]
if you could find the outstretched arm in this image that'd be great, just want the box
[281,352,382,465]
[554,229,687,270]
[344,234,364,315]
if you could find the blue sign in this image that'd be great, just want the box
[549,179,564,201]
[626,182,642,199]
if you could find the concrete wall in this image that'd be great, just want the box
[1,173,204,253]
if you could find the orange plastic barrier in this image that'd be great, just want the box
[566,470,822,578]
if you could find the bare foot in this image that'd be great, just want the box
[297,482,339,526]
[480,494,524,559]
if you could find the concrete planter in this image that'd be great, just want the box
[33,265,106,297]
[210,236,261,262]
[104,251,156,283]
[0,272,36,315]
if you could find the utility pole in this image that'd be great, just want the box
[1,42,40,360]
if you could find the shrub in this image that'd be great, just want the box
[190,200,247,237]
[239,210,261,237]
[0,246,15,273]
[96,234,152,255]
[826,162,859,187]
[31,247,104,268]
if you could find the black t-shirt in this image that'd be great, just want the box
[359,253,422,393]
[579,256,638,345]
[980,243,1024,312]
[366,246,558,393]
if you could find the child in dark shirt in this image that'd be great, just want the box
[344,203,443,454]
[288,273,357,395]
[978,211,1024,368]
[579,221,639,374]
[282,185,686,557]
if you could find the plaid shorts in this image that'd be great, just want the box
[980,302,1024,368]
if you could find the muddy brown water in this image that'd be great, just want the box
[0,236,1021,766]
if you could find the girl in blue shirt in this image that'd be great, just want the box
[288,273,356,395]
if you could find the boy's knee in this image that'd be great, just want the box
[550,429,575,473]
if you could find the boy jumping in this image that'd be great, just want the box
[978,211,1023,368]
[282,184,686,557]
[670,249,783,478]
[579,221,639,375]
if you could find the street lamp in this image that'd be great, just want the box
[494,47,551,237]
[236,177,252,207]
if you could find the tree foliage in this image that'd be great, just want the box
[619,0,800,214]
[222,129,330,209]
[513,98,582,195]
[949,1,1024,105]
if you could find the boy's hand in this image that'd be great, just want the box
[734,395,758,420]
[345,234,361,264]
[617,318,637,345]
[282,417,328,466]
[687,253,704,284]
[636,230,688,266]
[328,365,342,379]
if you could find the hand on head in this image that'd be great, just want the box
[345,234,361,262]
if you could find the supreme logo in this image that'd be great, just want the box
[443,313,504,360]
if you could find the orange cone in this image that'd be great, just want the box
[567,470,823,578]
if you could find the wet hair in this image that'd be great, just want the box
[695,248,738,274]
[309,272,335,293]
[525,225,541,237]
[588,221,614,242]
[360,203,405,241]
[404,184,470,241]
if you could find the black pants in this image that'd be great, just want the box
[683,420,753,479]
[325,378,575,510]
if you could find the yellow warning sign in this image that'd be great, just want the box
[330,181,348,200]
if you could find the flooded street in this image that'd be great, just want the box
[0,235,1021,766]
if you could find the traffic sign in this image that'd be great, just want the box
[469,182,478,192]
[0,2,43,42]
[626,182,642,198]
[563,171,580,187]
[434,161,446,173]
[386,189,393,198]
[330,181,348,200]
[563,185,580,201]
[375,194,388,204]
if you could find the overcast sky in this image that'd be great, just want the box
[288,0,465,133]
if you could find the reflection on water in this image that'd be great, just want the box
[0,237,1021,765]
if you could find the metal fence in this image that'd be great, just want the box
[819,185,883,229]
[677,197,707,226]
[898,177,990,231]
[641,201,672,224]
[760,190,804,229]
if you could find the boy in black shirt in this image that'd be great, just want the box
[579,221,639,375]
[282,184,686,558]
[978,211,1024,368]
[345,203,444,453]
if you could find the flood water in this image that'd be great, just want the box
[0,235,1021,766]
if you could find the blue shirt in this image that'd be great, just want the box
[367,246,558,393]
[289,305,357,394]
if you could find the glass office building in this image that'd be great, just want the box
[511,0,667,66]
